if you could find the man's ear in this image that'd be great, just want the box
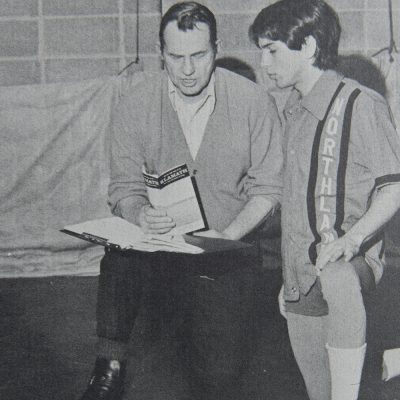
[302,35,317,61]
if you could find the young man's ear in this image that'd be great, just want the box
[302,35,318,61]
[215,39,222,53]
[156,42,165,69]
[156,42,163,58]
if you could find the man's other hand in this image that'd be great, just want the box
[138,205,176,234]
[193,229,231,240]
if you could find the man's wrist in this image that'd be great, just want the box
[117,198,150,225]
[345,231,365,248]
[222,227,240,241]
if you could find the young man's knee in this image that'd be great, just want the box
[320,260,361,296]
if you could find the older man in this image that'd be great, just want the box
[79,2,282,400]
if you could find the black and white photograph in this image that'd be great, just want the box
[1,1,400,399]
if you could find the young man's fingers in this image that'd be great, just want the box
[316,250,332,270]
[343,247,357,262]
[329,247,345,262]
[316,247,343,271]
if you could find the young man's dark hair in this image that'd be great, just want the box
[249,0,341,70]
[159,1,217,52]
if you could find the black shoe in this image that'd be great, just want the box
[79,357,127,400]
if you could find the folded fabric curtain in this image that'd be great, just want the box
[0,77,120,277]
[1,71,399,278]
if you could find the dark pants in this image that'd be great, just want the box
[96,248,258,400]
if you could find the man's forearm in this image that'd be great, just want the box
[223,196,277,240]
[347,183,400,245]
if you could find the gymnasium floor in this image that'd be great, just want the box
[1,262,399,400]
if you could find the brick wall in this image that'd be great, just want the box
[0,0,162,85]
[0,0,398,98]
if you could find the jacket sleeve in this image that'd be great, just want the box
[245,88,283,208]
[352,91,400,190]
[108,87,150,224]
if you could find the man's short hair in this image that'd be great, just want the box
[159,2,217,52]
[250,0,341,70]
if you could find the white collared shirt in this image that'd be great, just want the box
[168,74,216,160]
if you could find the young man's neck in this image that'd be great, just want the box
[295,65,324,97]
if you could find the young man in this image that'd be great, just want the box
[78,2,282,400]
[250,1,400,399]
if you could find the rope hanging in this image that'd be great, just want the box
[118,0,141,75]
[372,0,398,62]
[135,0,140,63]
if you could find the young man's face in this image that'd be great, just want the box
[162,21,217,100]
[258,38,308,89]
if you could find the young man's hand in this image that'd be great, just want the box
[315,233,364,274]
[138,205,176,234]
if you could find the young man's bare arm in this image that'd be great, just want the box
[316,182,400,270]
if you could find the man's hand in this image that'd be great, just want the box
[315,233,364,275]
[193,229,231,240]
[278,285,287,319]
[138,205,176,234]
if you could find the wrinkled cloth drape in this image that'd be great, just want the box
[0,77,121,277]
[1,72,399,278]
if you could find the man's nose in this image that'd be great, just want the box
[182,56,195,75]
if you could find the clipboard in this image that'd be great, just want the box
[60,229,122,250]
[61,217,253,255]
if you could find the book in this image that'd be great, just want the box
[142,164,207,235]
[61,216,251,255]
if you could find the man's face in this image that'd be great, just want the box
[258,38,307,89]
[162,21,217,100]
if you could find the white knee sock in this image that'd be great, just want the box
[326,343,366,400]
